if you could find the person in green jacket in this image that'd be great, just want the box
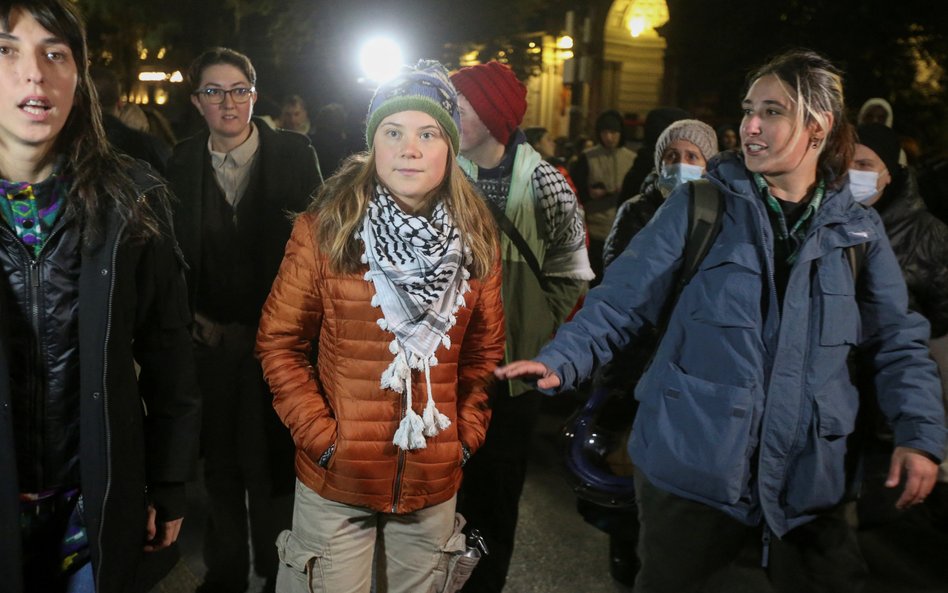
[451,61,594,593]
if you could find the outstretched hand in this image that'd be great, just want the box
[494,360,561,390]
[886,446,938,510]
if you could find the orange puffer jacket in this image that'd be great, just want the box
[257,212,505,514]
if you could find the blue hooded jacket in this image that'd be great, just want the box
[535,152,946,537]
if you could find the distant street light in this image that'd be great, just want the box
[359,36,403,84]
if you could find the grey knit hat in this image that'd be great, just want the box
[653,119,718,172]
[365,60,461,153]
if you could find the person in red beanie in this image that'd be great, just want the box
[451,61,594,593]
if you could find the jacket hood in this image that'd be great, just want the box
[875,167,926,223]
[705,150,857,221]
[704,150,755,198]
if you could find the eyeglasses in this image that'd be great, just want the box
[192,87,255,104]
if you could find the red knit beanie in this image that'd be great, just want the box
[451,62,527,146]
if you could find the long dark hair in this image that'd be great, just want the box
[0,0,160,245]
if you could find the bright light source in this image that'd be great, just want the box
[556,35,574,50]
[169,70,184,83]
[625,0,669,39]
[138,71,168,82]
[628,17,647,38]
[359,37,403,84]
[460,50,480,67]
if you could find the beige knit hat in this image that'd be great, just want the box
[654,119,718,172]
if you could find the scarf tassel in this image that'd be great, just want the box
[390,352,430,450]
[387,350,452,449]
[393,408,428,450]
[421,360,451,437]
[381,351,410,393]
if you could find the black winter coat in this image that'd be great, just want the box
[875,168,948,338]
[595,178,666,402]
[167,118,323,319]
[167,119,322,492]
[0,167,201,593]
[603,177,664,269]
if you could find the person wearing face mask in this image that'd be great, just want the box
[494,50,945,593]
[849,123,948,531]
[848,124,897,207]
[604,119,718,266]
[568,119,717,587]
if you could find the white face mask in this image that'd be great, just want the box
[848,169,881,203]
[657,163,704,197]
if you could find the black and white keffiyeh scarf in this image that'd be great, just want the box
[360,185,471,450]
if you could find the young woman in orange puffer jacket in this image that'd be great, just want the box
[255,60,505,593]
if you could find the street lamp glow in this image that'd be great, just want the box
[359,37,403,83]
[556,35,574,50]
[628,17,647,38]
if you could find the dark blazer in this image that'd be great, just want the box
[167,119,322,491]
[0,167,201,593]
[167,118,322,318]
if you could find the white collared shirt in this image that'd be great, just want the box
[208,123,260,210]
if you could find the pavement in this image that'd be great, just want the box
[149,397,948,593]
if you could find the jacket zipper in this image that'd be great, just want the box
[1,222,66,490]
[391,375,408,513]
[391,451,406,514]
[777,228,820,512]
[95,220,125,593]
[28,259,43,486]
[750,195,780,531]
[755,197,827,534]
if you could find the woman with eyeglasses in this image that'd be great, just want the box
[165,47,323,593]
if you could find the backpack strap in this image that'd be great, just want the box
[482,197,552,292]
[680,179,725,290]
[654,180,724,337]
[845,242,867,285]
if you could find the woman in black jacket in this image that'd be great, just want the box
[0,2,201,592]
[849,123,948,527]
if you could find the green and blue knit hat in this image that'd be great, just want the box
[365,60,461,153]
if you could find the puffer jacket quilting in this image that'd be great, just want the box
[257,212,505,514]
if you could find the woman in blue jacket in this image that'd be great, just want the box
[497,50,945,593]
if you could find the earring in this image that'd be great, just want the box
[810,137,820,149]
